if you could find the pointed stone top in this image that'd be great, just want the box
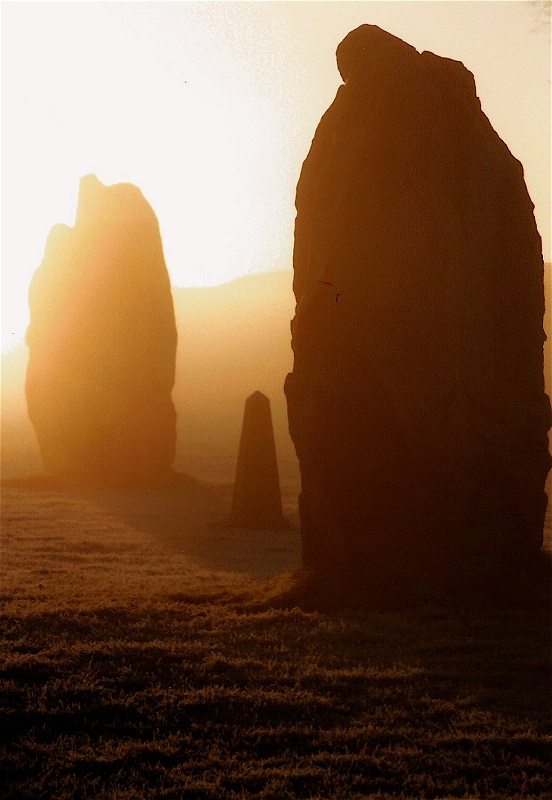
[247,391,269,404]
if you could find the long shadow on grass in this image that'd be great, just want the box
[3,474,550,737]
[2,471,301,578]
[84,472,301,578]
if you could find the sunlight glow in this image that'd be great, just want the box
[2,2,550,353]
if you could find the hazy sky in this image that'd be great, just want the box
[2,1,550,352]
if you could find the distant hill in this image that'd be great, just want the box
[171,270,298,485]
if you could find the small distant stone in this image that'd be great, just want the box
[229,392,288,529]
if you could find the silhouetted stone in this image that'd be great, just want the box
[285,25,551,580]
[25,175,177,487]
[229,392,287,528]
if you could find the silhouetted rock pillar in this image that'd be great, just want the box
[285,25,551,579]
[229,392,286,528]
[25,174,177,487]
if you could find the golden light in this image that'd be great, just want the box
[2,2,550,355]
[1,3,298,353]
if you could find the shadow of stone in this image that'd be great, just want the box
[246,562,552,731]
[1,470,300,578]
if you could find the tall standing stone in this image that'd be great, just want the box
[25,174,177,487]
[229,392,286,528]
[285,26,551,579]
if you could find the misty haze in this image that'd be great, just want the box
[1,4,551,799]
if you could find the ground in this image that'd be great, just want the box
[1,478,551,799]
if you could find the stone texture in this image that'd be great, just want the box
[26,174,177,487]
[285,25,551,578]
[229,392,287,528]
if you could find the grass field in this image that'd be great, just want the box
[1,477,551,799]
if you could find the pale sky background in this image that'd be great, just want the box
[2,1,551,352]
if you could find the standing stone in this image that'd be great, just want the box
[285,25,551,579]
[229,392,286,528]
[25,174,177,487]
